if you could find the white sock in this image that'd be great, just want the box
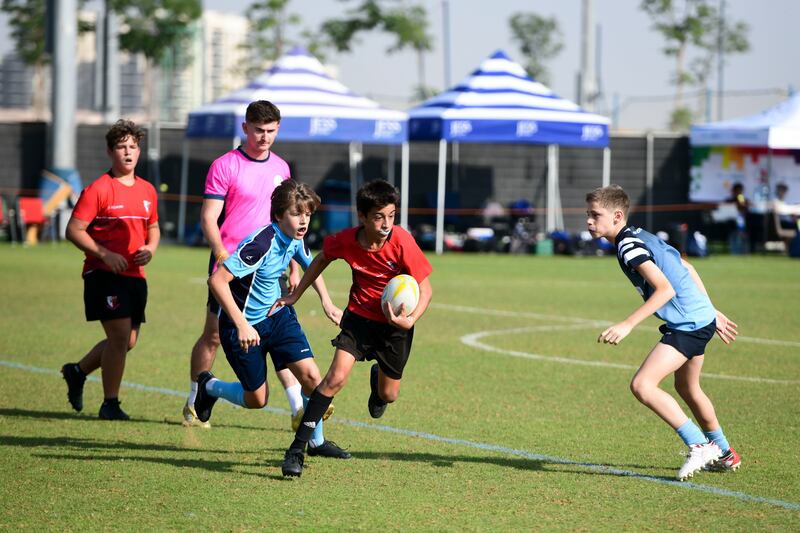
[285,384,303,416]
[188,381,198,406]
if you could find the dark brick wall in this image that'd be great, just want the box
[0,124,694,239]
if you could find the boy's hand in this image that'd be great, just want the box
[384,301,414,331]
[715,311,738,344]
[268,295,297,316]
[132,245,155,266]
[323,303,342,326]
[598,321,633,345]
[101,251,129,273]
[237,323,260,351]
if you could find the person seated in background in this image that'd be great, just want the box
[773,183,800,230]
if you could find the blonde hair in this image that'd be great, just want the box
[585,185,630,217]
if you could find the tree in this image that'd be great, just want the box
[508,12,563,86]
[640,0,749,130]
[237,0,331,79]
[321,0,434,100]
[1,0,92,118]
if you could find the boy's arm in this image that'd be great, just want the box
[385,277,433,331]
[680,258,738,344]
[66,216,128,273]
[133,223,160,266]
[269,251,333,315]
[310,274,342,326]
[208,265,260,350]
[598,261,675,345]
[287,260,301,293]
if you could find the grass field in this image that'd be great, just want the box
[1,243,799,531]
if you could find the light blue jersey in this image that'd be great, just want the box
[221,223,313,325]
[615,225,716,331]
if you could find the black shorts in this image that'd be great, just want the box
[331,309,414,380]
[205,251,288,314]
[83,270,147,324]
[659,321,716,359]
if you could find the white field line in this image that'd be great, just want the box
[460,326,800,385]
[0,359,798,513]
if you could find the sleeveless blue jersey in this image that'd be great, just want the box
[221,223,313,324]
[615,225,715,331]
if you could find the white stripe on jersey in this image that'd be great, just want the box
[623,248,649,265]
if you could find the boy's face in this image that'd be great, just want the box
[275,206,311,240]
[107,135,140,176]
[586,201,623,240]
[242,120,280,156]
[359,203,396,240]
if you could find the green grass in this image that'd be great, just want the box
[1,243,799,531]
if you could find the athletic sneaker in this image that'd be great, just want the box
[706,447,741,472]
[182,401,211,428]
[677,442,721,481]
[61,363,86,412]
[307,440,352,459]
[282,449,305,477]
[193,371,218,423]
[290,404,336,432]
[99,399,130,420]
[367,363,387,419]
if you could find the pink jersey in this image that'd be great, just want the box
[204,147,291,255]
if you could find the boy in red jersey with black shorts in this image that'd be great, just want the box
[61,119,160,420]
[272,179,433,477]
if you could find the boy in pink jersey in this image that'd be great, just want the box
[61,119,160,420]
[183,102,337,451]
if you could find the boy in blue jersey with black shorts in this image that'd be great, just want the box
[586,185,741,481]
[192,179,350,460]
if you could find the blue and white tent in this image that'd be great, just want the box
[178,46,409,239]
[406,50,611,252]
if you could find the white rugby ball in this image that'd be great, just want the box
[381,274,419,317]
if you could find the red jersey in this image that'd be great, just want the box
[72,173,159,278]
[323,225,432,323]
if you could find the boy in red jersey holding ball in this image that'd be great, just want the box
[272,179,433,477]
[61,120,160,420]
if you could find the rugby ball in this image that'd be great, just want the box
[381,274,419,317]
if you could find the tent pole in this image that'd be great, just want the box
[178,138,189,244]
[435,139,447,254]
[646,132,654,231]
[546,144,556,232]
[602,146,611,186]
[349,142,362,226]
[387,144,396,186]
[401,141,410,230]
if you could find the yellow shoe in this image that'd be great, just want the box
[291,404,335,432]
[182,401,211,428]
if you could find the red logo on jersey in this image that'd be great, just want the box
[106,295,120,310]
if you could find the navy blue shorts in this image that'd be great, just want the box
[83,270,147,325]
[219,306,313,391]
[659,320,716,359]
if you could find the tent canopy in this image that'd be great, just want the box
[690,92,800,148]
[186,46,407,144]
[408,50,609,147]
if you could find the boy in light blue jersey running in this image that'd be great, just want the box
[193,179,350,460]
[586,185,741,481]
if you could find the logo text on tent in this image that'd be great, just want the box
[310,117,338,136]
[516,121,539,137]
[449,121,472,138]
[581,125,604,141]
[374,120,402,139]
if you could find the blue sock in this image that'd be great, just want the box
[206,378,246,408]
[676,419,708,446]
[303,392,325,447]
[704,428,730,454]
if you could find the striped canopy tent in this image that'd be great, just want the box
[407,50,611,253]
[178,46,409,240]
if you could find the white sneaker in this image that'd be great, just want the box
[182,401,211,428]
[678,442,721,481]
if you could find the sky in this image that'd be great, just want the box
[1,0,797,130]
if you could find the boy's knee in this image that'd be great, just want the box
[381,389,399,403]
[629,377,650,401]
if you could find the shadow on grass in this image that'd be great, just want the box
[0,408,284,433]
[33,453,268,478]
